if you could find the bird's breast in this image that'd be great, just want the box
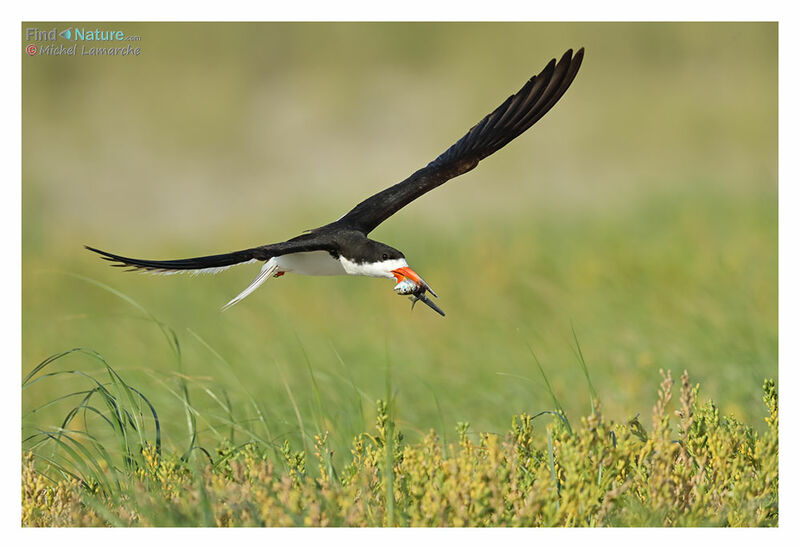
[275,251,347,276]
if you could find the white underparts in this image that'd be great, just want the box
[219,253,408,310]
[276,251,347,276]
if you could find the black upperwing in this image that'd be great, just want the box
[85,232,338,274]
[335,48,584,236]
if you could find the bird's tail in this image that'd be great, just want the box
[221,258,280,311]
[85,245,261,275]
[86,245,279,310]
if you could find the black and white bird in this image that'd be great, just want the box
[87,48,584,317]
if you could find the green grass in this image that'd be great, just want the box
[22,345,778,526]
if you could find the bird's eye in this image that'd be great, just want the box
[382,253,389,260]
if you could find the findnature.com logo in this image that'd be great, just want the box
[24,26,143,57]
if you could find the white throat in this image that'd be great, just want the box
[339,257,408,279]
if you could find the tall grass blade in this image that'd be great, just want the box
[571,322,598,415]
[187,329,277,458]
[295,333,325,434]
[278,363,308,454]
[522,342,573,435]
[37,430,114,494]
[64,272,180,357]
[422,380,449,458]
[331,344,367,435]
[23,342,164,500]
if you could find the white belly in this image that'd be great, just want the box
[276,251,347,276]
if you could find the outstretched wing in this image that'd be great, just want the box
[335,48,584,235]
[85,233,337,275]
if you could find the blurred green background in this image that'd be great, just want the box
[22,23,777,456]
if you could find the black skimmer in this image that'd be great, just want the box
[87,48,584,317]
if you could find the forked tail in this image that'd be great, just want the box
[85,245,280,310]
[221,258,280,311]
[84,245,261,275]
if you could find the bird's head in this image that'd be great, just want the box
[362,242,430,290]
[344,239,444,316]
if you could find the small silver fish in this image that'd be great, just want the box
[393,278,445,316]
[393,278,418,295]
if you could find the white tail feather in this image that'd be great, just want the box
[221,259,279,311]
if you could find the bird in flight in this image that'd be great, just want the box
[87,48,584,317]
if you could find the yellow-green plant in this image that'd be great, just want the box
[22,370,777,527]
